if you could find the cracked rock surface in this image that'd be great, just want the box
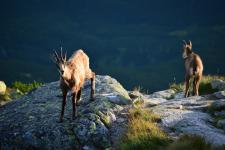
[0,75,131,149]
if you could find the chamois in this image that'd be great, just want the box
[52,48,95,122]
[182,40,203,97]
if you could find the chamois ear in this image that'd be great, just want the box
[188,40,192,49]
[183,40,188,48]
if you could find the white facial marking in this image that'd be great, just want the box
[62,65,71,80]
[182,51,187,59]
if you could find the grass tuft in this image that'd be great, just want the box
[118,108,171,150]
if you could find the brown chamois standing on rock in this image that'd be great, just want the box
[52,48,95,122]
[182,40,203,97]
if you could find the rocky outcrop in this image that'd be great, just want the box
[1,75,225,149]
[0,75,131,149]
[149,94,225,146]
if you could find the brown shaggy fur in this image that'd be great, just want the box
[52,49,95,122]
[182,40,203,97]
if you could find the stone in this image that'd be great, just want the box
[107,94,131,105]
[211,99,225,111]
[144,97,167,105]
[211,79,225,91]
[149,89,176,99]
[0,81,6,95]
[214,111,225,117]
[174,92,185,99]
[217,119,225,129]
[213,91,225,99]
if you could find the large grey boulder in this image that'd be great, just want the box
[0,75,131,149]
[211,79,225,91]
[0,81,6,95]
[152,96,225,146]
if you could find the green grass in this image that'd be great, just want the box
[118,108,171,150]
[11,81,43,94]
[169,75,225,95]
[0,81,43,103]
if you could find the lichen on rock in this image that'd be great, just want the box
[0,75,130,149]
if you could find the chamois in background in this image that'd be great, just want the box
[182,40,203,97]
[52,49,95,122]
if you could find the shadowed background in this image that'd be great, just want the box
[0,0,225,92]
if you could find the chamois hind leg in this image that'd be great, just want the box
[185,75,190,98]
[72,92,77,120]
[193,77,197,96]
[90,72,95,101]
[87,70,95,101]
[195,75,202,96]
[59,89,67,122]
[76,89,82,106]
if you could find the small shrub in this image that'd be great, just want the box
[169,83,184,93]
[12,81,43,94]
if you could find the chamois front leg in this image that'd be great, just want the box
[76,89,82,106]
[90,72,95,101]
[72,92,77,120]
[59,90,67,122]
[184,75,190,98]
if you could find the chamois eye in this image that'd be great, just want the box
[61,70,64,74]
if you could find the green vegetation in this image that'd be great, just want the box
[12,81,43,94]
[118,108,171,150]
[169,75,225,95]
[118,108,224,150]
[0,81,43,105]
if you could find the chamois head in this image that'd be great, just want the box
[182,40,193,59]
[52,48,72,80]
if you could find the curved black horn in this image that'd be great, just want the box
[64,51,67,62]
[54,50,60,63]
[60,47,63,61]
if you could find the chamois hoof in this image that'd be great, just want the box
[90,98,95,101]
[72,116,77,120]
[58,119,63,123]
